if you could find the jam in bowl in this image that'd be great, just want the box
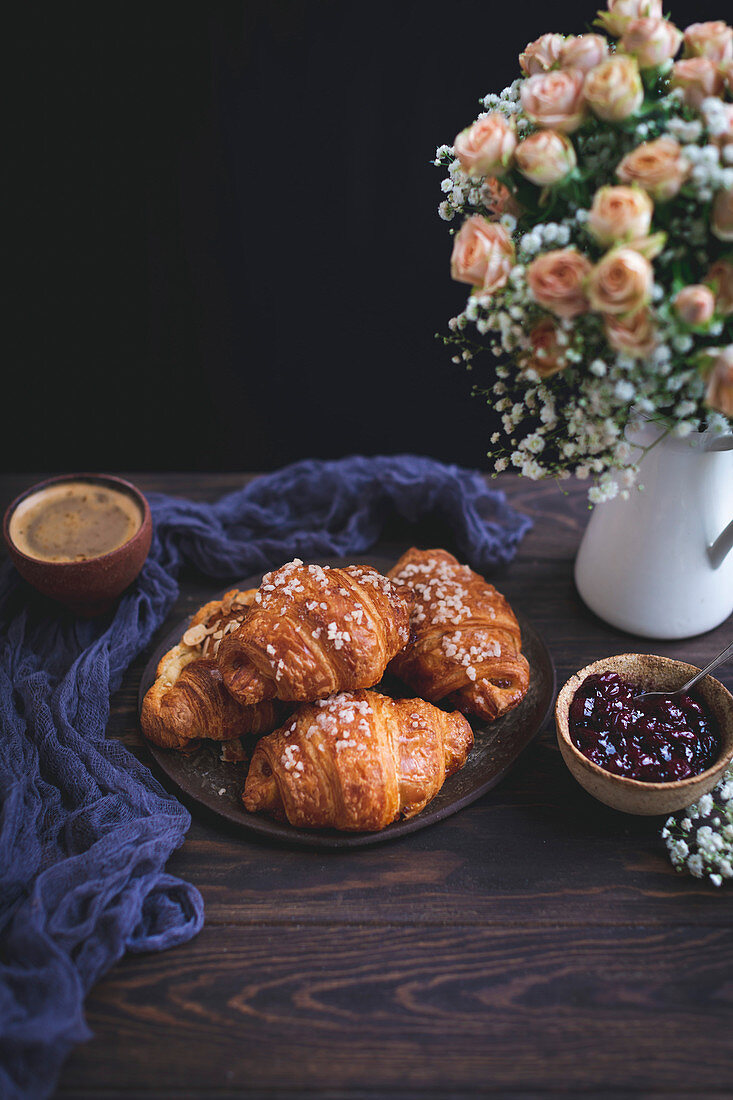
[569,671,719,784]
[555,654,733,815]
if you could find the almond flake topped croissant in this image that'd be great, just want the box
[387,548,530,723]
[243,689,473,831]
[141,588,283,750]
[218,559,413,705]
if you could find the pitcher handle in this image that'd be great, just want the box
[705,433,733,568]
[709,520,733,570]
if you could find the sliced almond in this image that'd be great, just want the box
[182,623,207,647]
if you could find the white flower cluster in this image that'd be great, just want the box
[436,4,733,497]
[663,773,733,886]
[481,79,523,117]
[685,143,733,199]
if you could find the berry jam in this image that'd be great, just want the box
[568,671,719,783]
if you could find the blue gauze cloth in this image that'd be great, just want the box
[0,454,531,1099]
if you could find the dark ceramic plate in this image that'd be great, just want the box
[138,556,556,849]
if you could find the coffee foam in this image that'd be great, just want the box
[9,480,143,563]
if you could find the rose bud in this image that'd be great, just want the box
[584,56,644,122]
[712,189,733,242]
[705,259,733,315]
[597,0,663,39]
[519,33,566,75]
[604,308,657,357]
[703,346,733,416]
[616,136,691,201]
[527,248,593,318]
[481,177,522,221]
[450,216,515,294]
[454,113,517,179]
[683,21,733,64]
[515,131,577,186]
[671,58,724,108]
[621,18,683,70]
[623,231,666,259]
[673,284,716,326]
[520,69,588,134]
[521,317,568,378]
[587,247,653,315]
[559,34,609,72]
[587,185,653,245]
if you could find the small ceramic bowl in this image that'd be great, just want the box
[3,473,152,616]
[555,653,733,815]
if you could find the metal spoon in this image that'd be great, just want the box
[631,638,733,703]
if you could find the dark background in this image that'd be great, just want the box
[10,0,722,474]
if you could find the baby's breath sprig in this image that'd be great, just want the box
[663,772,733,886]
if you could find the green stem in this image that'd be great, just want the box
[636,422,674,460]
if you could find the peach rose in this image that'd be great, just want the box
[584,56,644,122]
[671,58,724,108]
[519,33,566,75]
[522,318,568,378]
[450,216,515,294]
[616,136,690,201]
[559,34,609,72]
[683,21,733,64]
[527,249,592,318]
[673,284,716,325]
[621,18,683,69]
[587,247,653,315]
[703,346,733,416]
[454,113,517,179]
[520,69,588,134]
[712,189,733,242]
[604,308,657,357]
[598,0,663,38]
[587,185,653,245]
[705,259,733,315]
[481,177,522,221]
[514,131,577,186]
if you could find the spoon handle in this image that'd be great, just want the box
[680,638,733,695]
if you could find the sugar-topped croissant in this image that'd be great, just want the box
[141,588,282,749]
[387,548,529,722]
[218,559,412,706]
[243,689,473,830]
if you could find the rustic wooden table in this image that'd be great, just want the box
[4,472,732,1099]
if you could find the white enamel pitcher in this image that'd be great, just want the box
[574,420,733,639]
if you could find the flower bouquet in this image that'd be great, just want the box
[436,0,733,502]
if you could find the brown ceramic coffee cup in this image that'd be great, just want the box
[3,473,153,616]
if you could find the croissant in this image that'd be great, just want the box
[387,548,530,722]
[141,588,282,749]
[243,689,473,830]
[218,558,412,706]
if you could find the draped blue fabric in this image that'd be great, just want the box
[0,456,531,1098]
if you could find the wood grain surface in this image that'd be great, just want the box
[3,472,733,1099]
